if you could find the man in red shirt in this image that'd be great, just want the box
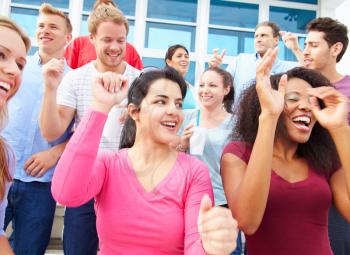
[64,0,143,70]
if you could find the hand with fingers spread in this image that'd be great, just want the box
[209,48,226,68]
[307,86,349,131]
[42,58,65,91]
[198,195,238,255]
[256,48,287,117]
[24,149,59,178]
[91,72,128,114]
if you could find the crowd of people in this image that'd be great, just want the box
[0,0,350,254]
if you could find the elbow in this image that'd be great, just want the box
[234,211,260,235]
[51,189,84,208]
[40,127,61,143]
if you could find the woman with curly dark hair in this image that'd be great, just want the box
[221,47,350,255]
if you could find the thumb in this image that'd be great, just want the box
[199,194,212,215]
[278,74,287,94]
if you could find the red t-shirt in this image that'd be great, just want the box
[223,141,334,255]
[64,35,143,70]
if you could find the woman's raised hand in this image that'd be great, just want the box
[256,48,287,118]
[91,72,128,113]
[308,86,349,131]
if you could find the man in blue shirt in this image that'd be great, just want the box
[210,21,303,106]
[1,4,72,254]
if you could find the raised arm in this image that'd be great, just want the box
[52,72,128,206]
[280,31,303,65]
[221,48,287,235]
[40,58,75,142]
[308,86,350,221]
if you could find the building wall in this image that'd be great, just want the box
[1,0,341,83]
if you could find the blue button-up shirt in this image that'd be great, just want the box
[226,53,298,105]
[2,52,72,182]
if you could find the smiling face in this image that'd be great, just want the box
[0,26,27,108]
[92,21,126,72]
[198,70,230,111]
[136,78,184,145]
[254,26,279,56]
[281,77,316,144]
[36,13,71,55]
[303,31,336,72]
[166,47,189,77]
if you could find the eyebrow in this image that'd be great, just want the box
[154,94,182,101]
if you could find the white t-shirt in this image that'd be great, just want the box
[57,61,140,150]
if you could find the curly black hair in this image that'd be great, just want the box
[232,67,340,174]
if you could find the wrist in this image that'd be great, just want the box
[91,101,113,114]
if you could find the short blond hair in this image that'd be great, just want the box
[88,5,128,36]
[39,3,72,34]
[93,0,118,11]
[0,15,31,53]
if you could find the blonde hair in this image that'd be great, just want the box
[93,0,118,11]
[88,5,128,36]
[0,16,29,199]
[0,16,31,53]
[39,3,72,34]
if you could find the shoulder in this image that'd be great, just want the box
[177,152,210,178]
[223,141,251,163]
[124,63,141,79]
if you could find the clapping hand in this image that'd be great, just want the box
[256,48,287,118]
[42,58,64,91]
[198,195,238,255]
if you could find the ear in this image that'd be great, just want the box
[165,58,172,66]
[89,33,95,44]
[223,85,231,96]
[127,103,139,121]
[66,33,72,45]
[273,36,279,46]
[331,42,343,59]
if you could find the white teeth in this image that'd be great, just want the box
[0,82,10,92]
[293,116,311,124]
[162,121,176,127]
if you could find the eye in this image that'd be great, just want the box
[285,93,300,102]
[176,102,183,109]
[17,62,25,71]
[155,100,165,105]
[0,52,6,60]
[198,83,204,87]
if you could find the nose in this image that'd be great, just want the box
[110,41,121,51]
[298,96,311,111]
[303,44,310,56]
[166,102,180,114]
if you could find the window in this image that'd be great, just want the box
[269,6,316,34]
[147,0,197,23]
[210,1,258,28]
[208,29,254,56]
[10,7,38,37]
[145,22,195,51]
[279,0,317,4]
[11,0,69,9]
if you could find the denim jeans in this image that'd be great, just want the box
[4,180,56,255]
[63,199,98,255]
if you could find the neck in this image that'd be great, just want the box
[318,64,344,83]
[273,136,298,161]
[39,48,65,64]
[200,104,227,120]
[129,135,174,165]
[94,59,126,73]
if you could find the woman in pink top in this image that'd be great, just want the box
[221,48,350,255]
[0,16,30,254]
[52,67,238,254]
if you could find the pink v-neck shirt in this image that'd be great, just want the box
[52,110,214,254]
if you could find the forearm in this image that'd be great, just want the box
[0,235,14,255]
[40,89,67,142]
[50,141,69,163]
[232,115,278,234]
[292,47,304,65]
[52,110,107,206]
[330,126,350,198]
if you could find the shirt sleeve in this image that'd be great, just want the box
[57,71,77,109]
[51,110,109,207]
[125,43,143,70]
[222,141,252,164]
[184,156,214,254]
[64,38,79,69]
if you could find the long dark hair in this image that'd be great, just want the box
[119,67,187,149]
[203,67,234,113]
[233,67,340,174]
[165,44,189,65]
